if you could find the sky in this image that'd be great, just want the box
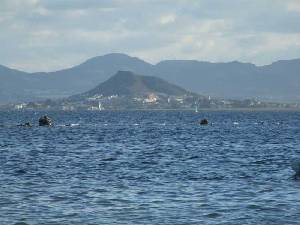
[0,0,300,72]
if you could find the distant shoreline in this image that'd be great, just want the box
[2,108,300,112]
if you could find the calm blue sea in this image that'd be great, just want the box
[1,111,300,225]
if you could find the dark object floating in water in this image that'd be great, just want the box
[17,122,32,127]
[200,119,208,125]
[291,159,300,179]
[14,222,29,225]
[39,115,52,126]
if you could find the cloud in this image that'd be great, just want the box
[159,14,176,25]
[287,0,300,12]
[0,0,299,72]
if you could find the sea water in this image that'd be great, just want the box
[1,111,300,225]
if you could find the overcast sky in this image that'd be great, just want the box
[1,0,300,72]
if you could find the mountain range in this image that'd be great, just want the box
[68,71,299,110]
[1,53,300,104]
[11,71,286,111]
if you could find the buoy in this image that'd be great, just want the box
[200,119,208,125]
[39,115,52,126]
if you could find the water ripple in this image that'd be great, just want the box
[1,111,300,224]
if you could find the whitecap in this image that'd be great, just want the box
[69,123,80,127]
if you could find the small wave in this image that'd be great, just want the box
[247,204,260,209]
[102,157,117,162]
[205,212,222,218]
[68,123,80,127]
[0,124,31,128]
[15,169,27,175]
[13,222,29,225]
[57,123,80,127]
[187,155,199,160]
[291,159,300,174]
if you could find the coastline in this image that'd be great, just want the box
[2,107,300,112]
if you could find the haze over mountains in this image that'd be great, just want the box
[0,53,300,104]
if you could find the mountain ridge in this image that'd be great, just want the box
[1,53,300,104]
[4,54,299,73]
